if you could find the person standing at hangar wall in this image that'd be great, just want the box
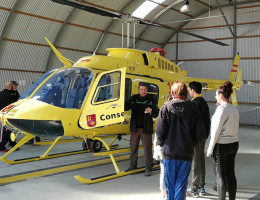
[0,82,17,152]
[10,81,20,102]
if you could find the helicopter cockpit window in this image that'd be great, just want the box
[93,71,121,104]
[31,68,93,109]
[20,69,58,100]
[139,82,159,105]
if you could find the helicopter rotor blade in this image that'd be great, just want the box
[52,0,229,46]
[139,20,229,46]
[51,0,122,18]
[178,29,229,46]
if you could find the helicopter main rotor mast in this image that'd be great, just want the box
[51,0,229,47]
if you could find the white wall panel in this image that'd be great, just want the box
[56,25,103,51]
[164,43,177,61]
[68,10,113,30]
[0,41,49,71]
[181,60,233,79]
[0,0,16,9]
[19,0,72,21]
[5,13,62,43]
[238,83,260,103]
[237,4,260,23]
[0,10,9,36]
[176,40,232,60]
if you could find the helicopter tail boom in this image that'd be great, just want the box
[185,54,242,106]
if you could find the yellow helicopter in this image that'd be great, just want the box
[0,0,242,184]
[0,37,241,182]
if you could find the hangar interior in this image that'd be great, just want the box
[0,0,260,199]
[0,0,260,125]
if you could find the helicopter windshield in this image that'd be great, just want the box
[31,68,93,109]
[20,69,58,100]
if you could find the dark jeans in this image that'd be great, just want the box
[0,129,16,150]
[191,139,206,191]
[130,128,153,170]
[213,142,239,200]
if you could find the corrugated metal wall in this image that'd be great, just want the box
[165,3,260,125]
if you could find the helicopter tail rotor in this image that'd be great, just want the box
[228,54,242,106]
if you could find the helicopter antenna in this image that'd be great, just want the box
[177,61,184,65]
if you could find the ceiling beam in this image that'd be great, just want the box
[215,0,235,37]
[162,0,257,48]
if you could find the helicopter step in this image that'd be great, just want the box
[74,136,149,184]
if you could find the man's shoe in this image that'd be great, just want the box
[212,183,217,191]
[199,188,206,196]
[10,143,17,148]
[125,166,137,172]
[25,139,34,145]
[186,188,199,198]
[144,169,151,177]
[35,136,41,142]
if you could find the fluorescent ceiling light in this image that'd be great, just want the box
[180,0,190,13]
[132,0,165,19]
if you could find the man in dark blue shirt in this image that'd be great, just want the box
[187,81,211,197]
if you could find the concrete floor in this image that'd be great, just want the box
[0,126,259,200]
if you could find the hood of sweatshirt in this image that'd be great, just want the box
[165,99,198,118]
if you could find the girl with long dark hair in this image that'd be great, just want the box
[207,81,239,200]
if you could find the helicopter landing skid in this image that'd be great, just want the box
[74,164,160,184]
[0,134,119,165]
[73,136,159,184]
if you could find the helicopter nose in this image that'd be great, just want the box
[8,119,64,137]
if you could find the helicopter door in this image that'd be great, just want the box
[79,68,126,129]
